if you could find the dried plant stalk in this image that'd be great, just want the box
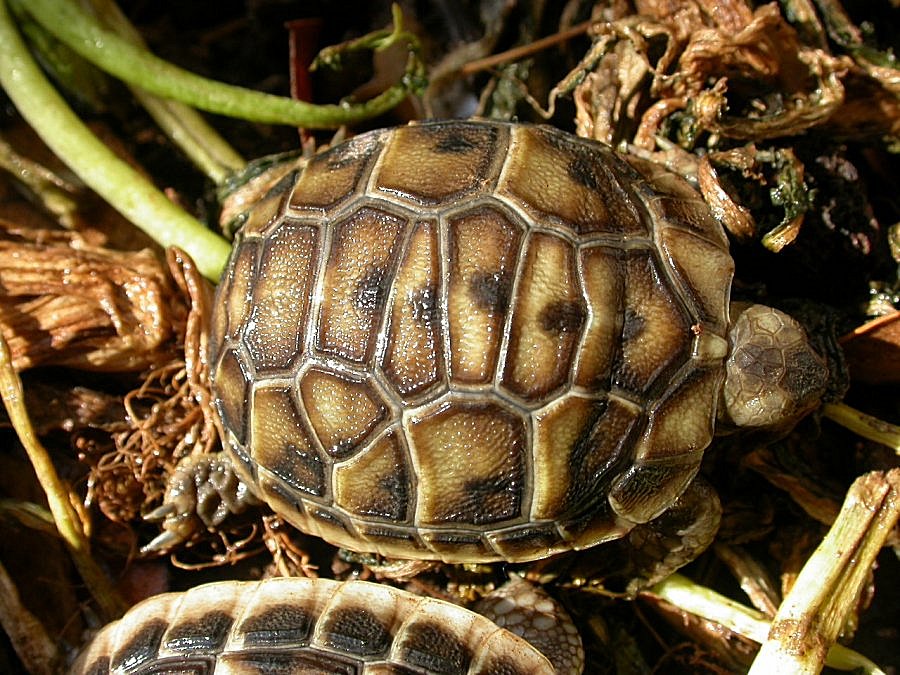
[0,559,58,675]
[0,223,183,372]
[86,249,219,525]
[749,469,900,674]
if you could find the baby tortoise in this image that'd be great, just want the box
[71,577,582,674]
[191,119,831,564]
[124,120,837,674]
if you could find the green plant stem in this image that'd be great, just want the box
[87,0,246,184]
[0,0,231,280]
[0,333,126,622]
[135,89,246,185]
[0,133,80,223]
[21,0,423,128]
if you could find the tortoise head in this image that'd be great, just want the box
[722,304,830,432]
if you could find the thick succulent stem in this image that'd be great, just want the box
[19,0,424,128]
[0,0,231,281]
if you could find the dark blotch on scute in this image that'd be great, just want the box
[562,401,622,508]
[622,308,645,341]
[459,472,522,525]
[411,285,440,325]
[270,445,326,497]
[355,267,390,313]
[540,300,587,334]
[219,649,359,674]
[399,621,472,674]
[320,607,391,656]
[308,506,354,537]
[426,123,496,153]
[370,470,410,520]
[111,618,167,670]
[567,154,603,190]
[434,133,477,153]
[239,604,313,646]
[470,271,511,314]
[164,610,234,652]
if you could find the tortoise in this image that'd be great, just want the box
[195,119,831,566]
[70,576,583,674]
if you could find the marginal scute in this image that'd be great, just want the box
[356,522,427,557]
[304,504,357,548]
[219,650,357,674]
[487,523,564,561]
[549,395,643,546]
[635,366,722,465]
[418,528,491,560]
[657,225,733,335]
[240,175,289,237]
[608,459,702,525]
[608,369,721,524]
[213,346,251,446]
[250,385,325,498]
[373,121,502,205]
[255,471,309,527]
[333,431,411,522]
[221,238,258,347]
[289,130,384,212]
[299,368,387,458]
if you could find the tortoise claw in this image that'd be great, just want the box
[141,452,259,554]
[140,526,190,554]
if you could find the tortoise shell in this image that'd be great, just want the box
[209,120,734,563]
[70,578,558,674]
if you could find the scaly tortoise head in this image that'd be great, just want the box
[208,120,829,564]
